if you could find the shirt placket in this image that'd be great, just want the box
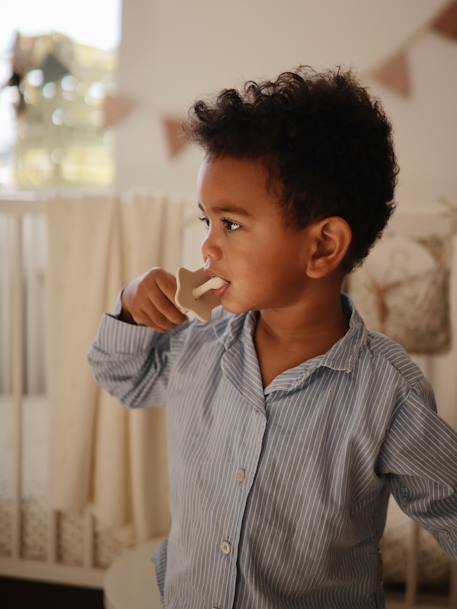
[213,339,267,609]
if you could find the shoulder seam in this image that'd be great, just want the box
[366,332,426,395]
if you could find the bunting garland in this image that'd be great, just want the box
[431,0,457,40]
[368,0,457,97]
[370,51,411,98]
[102,94,138,129]
[162,117,189,159]
[119,0,457,155]
[96,0,457,151]
[6,2,456,158]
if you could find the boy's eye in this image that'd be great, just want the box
[198,216,241,233]
[222,218,241,232]
[198,215,210,229]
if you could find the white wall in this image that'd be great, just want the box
[115,0,456,210]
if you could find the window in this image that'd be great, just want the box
[0,1,121,190]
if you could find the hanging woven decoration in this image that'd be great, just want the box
[348,203,457,355]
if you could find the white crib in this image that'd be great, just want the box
[0,194,130,589]
[0,194,456,609]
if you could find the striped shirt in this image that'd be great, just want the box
[87,293,457,609]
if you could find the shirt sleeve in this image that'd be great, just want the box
[377,379,457,560]
[87,293,191,408]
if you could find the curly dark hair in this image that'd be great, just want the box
[184,65,399,273]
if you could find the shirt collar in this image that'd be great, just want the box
[212,293,368,376]
[317,294,368,373]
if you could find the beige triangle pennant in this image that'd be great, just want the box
[431,0,457,41]
[370,50,411,98]
[162,117,189,159]
[102,94,138,129]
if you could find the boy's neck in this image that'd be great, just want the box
[255,287,349,357]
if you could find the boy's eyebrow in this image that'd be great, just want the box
[198,201,252,217]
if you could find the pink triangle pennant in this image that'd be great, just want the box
[162,117,189,159]
[431,0,457,41]
[371,50,411,98]
[102,94,138,129]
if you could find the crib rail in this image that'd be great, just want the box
[0,195,456,605]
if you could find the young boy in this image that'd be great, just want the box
[88,66,457,609]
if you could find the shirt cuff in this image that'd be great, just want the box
[109,290,125,319]
[95,310,159,353]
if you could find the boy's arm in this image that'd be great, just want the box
[377,380,457,559]
[87,304,172,408]
[87,266,190,408]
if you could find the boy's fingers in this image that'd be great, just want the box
[147,285,188,325]
[136,306,176,333]
[155,270,179,303]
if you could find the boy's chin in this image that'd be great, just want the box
[220,301,251,315]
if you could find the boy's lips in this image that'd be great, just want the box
[203,269,230,298]
[204,269,230,284]
[212,282,230,297]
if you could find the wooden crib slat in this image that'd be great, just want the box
[11,216,24,559]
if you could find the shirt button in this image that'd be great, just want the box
[220,541,231,555]
[235,468,245,482]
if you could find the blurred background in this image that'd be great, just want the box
[0,0,120,190]
[0,1,456,608]
[0,0,456,204]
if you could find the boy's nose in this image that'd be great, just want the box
[201,231,222,261]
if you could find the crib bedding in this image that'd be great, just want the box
[0,395,451,583]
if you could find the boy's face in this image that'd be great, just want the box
[197,156,314,314]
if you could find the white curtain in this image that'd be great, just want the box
[46,194,195,544]
[0,216,12,393]
[0,213,47,395]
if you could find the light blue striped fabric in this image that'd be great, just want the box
[87,294,457,609]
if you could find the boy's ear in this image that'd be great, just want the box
[304,217,352,278]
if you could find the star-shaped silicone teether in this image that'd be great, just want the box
[175,267,227,322]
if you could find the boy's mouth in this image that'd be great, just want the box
[212,281,230,298]
[202,268,230,297]
[204,268,229,282]
[204,268,230,283]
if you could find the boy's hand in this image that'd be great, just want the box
[120,267,189,332]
